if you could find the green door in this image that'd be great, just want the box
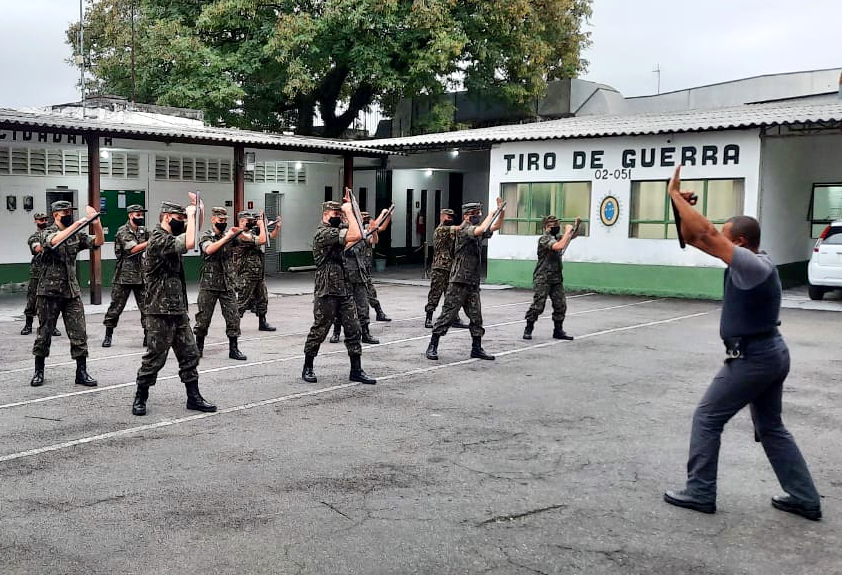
[101,190,145,241]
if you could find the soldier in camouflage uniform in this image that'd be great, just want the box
[523,215,575,341]
[302,197,376,385]
[363,212,392,322]
[424,208,469,329]
[233,210,281,331]
[102,205,149,348]
[30,200,103,387]
[21,212,61,338]
[193,207,247,361]
[132,198,216,416]
[425,199,505,362]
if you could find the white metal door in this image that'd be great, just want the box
[264,193,282,274]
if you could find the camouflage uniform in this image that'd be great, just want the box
[194,227,241,339]
[103,220,149,329]
[233,230,269,317]
[525,231,567,323]
[23,226,45,321]
[303,222,362,357]
[362,241,381,308]
[431,221,492,339]
[345,242,371,329]
[32,223,96,360]
[136,224,199,388]
[426,224,457,314]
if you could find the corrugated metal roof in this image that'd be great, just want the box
[367,100,842,149]
[0,108,389,156]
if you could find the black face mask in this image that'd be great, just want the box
[328,216,341,228]
[169,218,186,235]
[59,214,73,228]
[215,222,228,233]
[469,215,481,225]
[443,218,452,226]
[36,222,48,230]
[132,217,145,227]
[549,226,560,236]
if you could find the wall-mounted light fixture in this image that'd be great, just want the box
[295,161,303,170]
[425,169,433,177]
[99,149,110,160]
[450,149,459,157]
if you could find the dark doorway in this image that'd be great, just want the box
[405,189,413,253]
[358,187,367,212]
[324,186,333,202]
[448,172,463,218]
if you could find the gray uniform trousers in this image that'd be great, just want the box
[685,334,820,506]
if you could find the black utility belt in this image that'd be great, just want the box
[722,329,779,359]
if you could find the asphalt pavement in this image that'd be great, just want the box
[0,281,839,575]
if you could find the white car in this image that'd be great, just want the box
[808,221,842,300]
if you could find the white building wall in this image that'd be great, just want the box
[487,130,762,268]
[391,169,450,248]
[760,133,842,265]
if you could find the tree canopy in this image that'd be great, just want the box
[68,0,592,136]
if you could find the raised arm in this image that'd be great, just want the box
[668,166,734,264]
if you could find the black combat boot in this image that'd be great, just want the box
[523,320,535,340]
[349,354,376,385]
[329,322,341,343]
[424,312,433,329]
[258,314,277,332]
[301,354,317,383]
[451,314,469,329]
[20,317,33,335]
[30,356,45,387]
[470,336,495,360]
[195,334,205,358]
[374,304,391,322]
[185,381,216,412]
[132,386,149,416]
[52,327,61,337]
[228,337,247,361]
[425,334,440,360]
[552,321,574,340]
[361,325,380,345]
[75,357,98,387]
[102,326,114,348]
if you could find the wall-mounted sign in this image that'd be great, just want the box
[599,195,620,227]
[0,130,113,147]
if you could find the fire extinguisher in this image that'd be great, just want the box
[416,210,426,238]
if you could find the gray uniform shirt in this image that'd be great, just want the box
[729,247,774,289]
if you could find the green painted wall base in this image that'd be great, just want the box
[487,259,726,299]
[280,251,314,271]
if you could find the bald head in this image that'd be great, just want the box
[724,215,761,251]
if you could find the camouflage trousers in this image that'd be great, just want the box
[525,281,567,323]
[237,276,269,316]
[304,294,362,357]
[33,295,88,359]
[194,289,241,338]
[23,276,38,318]
[333,281,371,333]
[432,282,484,338]
[103,283,146,329]
[425,268,451,314]
[365,275,381,309]
[137,313,199,388]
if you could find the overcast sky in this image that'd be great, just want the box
[1,0,840,109]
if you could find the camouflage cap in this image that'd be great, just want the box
[160,201,186,215]
[33,212,47,220]
[461,202,482,213]
[126,204,147,213]
[322,201,342,211]
[50,200,76,213]
[211,207,228,217]
[440,208,455,216]
[237,210,256,220]
[543,215,560,226]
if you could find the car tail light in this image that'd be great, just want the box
[813,226,830,252]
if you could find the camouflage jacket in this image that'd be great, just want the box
[450,223,492,286]
[36,224,96,298]
[198,229,237,292]
[27,229,44,278]
[112,222,150,285]
[231,234,264,279]
[143,225,189,315]
[533,232,563,284]
[312,222,348,298]
[344,242,368,284]
[361,240,374,272]
[432,225,457,271]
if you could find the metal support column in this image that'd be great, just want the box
[234,144,245,216]
[87,134,102,305]
[343,154,354,190]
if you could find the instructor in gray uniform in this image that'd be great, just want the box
[663,166,821,521]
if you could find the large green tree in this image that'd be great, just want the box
[68,0,591,136]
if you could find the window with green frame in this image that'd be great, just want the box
[809,184,842,238]
[629,178,745,239]
[500,181,591,235]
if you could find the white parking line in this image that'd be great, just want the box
[0,298,660,411]
[0,296,600,376]
[0,309,707,463]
